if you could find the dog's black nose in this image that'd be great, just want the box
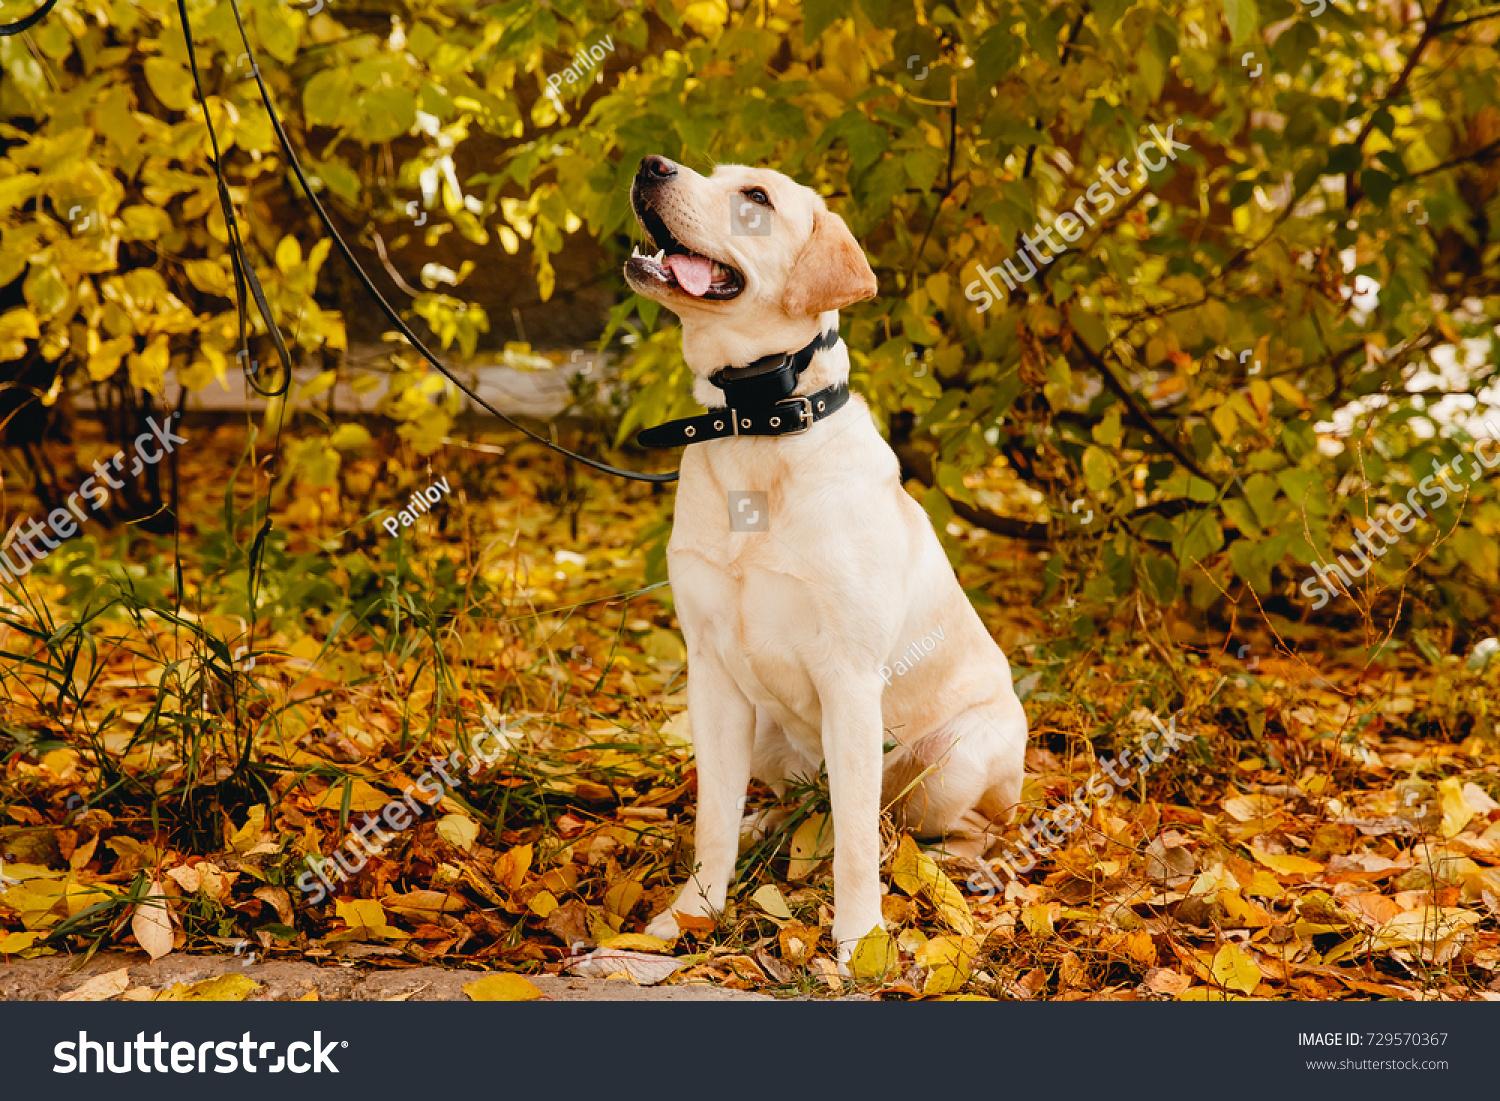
[639,155,678,182]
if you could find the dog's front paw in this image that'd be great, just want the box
[644,908,683,941]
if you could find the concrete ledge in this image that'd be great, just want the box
[0,952,775,1002]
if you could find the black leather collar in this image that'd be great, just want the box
[636,329,847,449]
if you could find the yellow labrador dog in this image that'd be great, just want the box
[625,156,1027,958]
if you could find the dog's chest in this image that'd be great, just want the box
[668,482,862,722]
[672,524,829,706]
[667,422,907,724]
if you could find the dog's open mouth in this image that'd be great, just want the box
[628,202,744,301]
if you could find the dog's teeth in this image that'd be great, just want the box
[632,246,641,258]
[653,249,665,263]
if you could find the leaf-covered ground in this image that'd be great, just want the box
[2,420,1498,1000]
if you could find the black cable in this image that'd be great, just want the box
[214,0,679,484]
[175,0,294,400]
[177,0,295,726]
[0,0,57,36]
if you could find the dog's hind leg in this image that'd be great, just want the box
[644,649,757,940]
[885,700,1026,857]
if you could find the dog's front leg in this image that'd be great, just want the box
[644,650,755,941]
[823,681,887,960]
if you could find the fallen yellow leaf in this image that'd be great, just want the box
[1210,942,1262,995]
[788,814,834,880]
[131,878,174,961]
[604,880,643,919]
[0,930,45,954]
[847,927,897,981]
[751,883,793,920]
[1250,848,1323,877]
[436,813,478,852]
[156,973,261,1001]
[917,935,978,995]
[597,933,673,952]
[528,889,559,918]
[59,967,130,1002]
[462,974,544,1001]
[892,836,975,935]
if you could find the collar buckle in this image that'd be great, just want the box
[781,395,814,435]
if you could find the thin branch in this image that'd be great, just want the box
[1405,136,1500,179]
[903,84,960,291]
[1431,7,1500,31]
[892,439,1052,540]
[1345,0,1453,202]
[369,229,422,297]
[1070,332,1221,488]
[893,435,1202,541]
[1019,10,1086,183]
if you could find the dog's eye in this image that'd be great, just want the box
[742,187,772,207]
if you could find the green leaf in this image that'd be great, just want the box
[1277,468,1328,515]
[1281,419,1317,463]
[1325,145,1362,175]
[935,461,976,507]
[921,485,956,538]
[356,86,417,144]
[1091,0,1135,31]
[311,157,361,205]
[1175,511,1225,567]
[974,25,1023,86]
[254,2,301,64]
[803,0,845,44]
[1222,0,1259,46]
[1082,445,1115,493]
[1138,551,1179,604]
[1092,407,1122,448]
[1229,539,1269,593]
[1361,169,1395,208]
[1244,473,1280,527]
[1222,498,1263,539]
[1067,300,1109,352]
[903,148,944,191]
[303,69,352,128]
[1271,19,1319,72]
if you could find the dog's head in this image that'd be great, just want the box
[624,157,877,335]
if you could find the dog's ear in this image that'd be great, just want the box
[782,208,878,317]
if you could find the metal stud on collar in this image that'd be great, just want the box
[685,426,696,437]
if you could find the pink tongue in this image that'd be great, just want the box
[664,254,714,296]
